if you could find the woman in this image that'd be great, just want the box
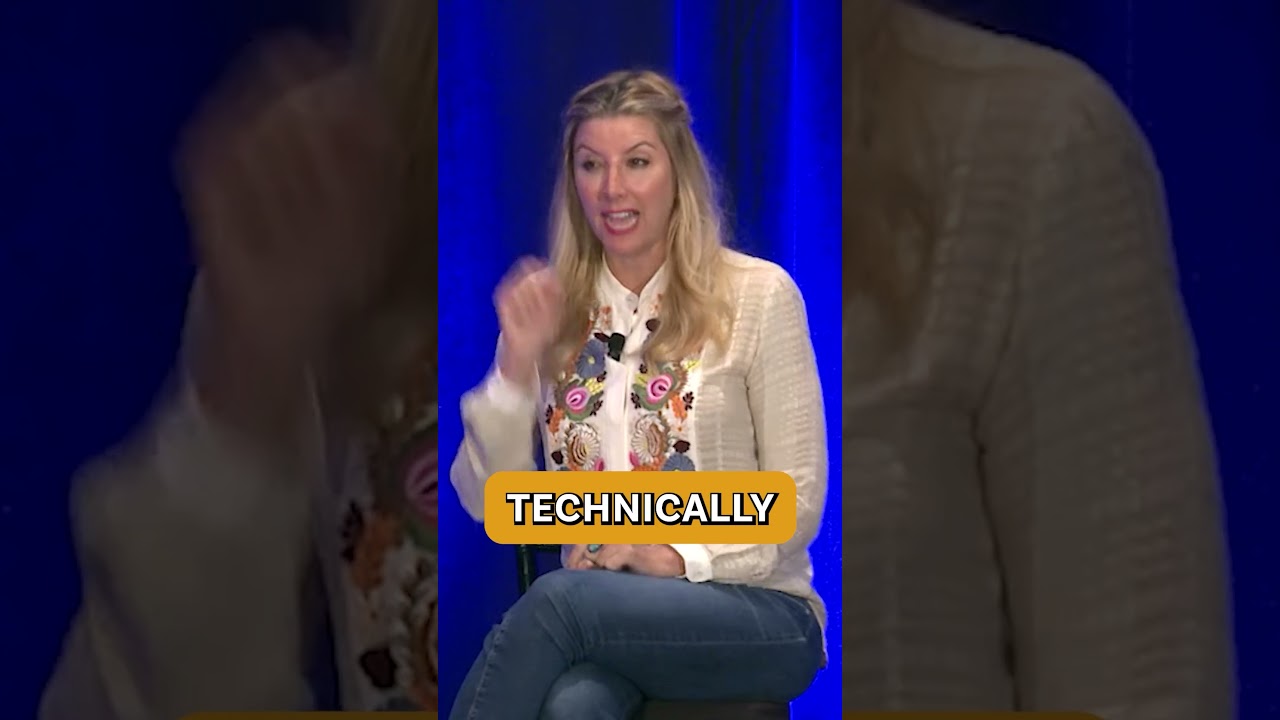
[448,70,828,718]
[842,1,1234,716]
[39,2,440,716]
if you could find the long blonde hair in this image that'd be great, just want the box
[844,0,943,342]
[547,70,734,369]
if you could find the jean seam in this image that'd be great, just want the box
[463,621,508,720]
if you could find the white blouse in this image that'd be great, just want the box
[450,249,829,632]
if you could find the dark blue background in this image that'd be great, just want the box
[437,1,843,717]
[0,1,1274,718]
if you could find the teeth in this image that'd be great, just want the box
[603,211,639,231]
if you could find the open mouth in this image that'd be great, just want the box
[602,210,639,234]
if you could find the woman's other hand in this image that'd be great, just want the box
[564,543,594,570]
[494,257,564,387]
[178,34,401,439]
[581,544,685,578]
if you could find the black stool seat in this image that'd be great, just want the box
[638,701,791,719]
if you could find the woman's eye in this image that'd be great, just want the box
[628,157,650,168]
[579,159,599,171]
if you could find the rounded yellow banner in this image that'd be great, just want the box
[482,470,797,544]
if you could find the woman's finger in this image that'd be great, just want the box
[535,275,564,330]
[593,544,633,572]
[565,543,591,570]
[514,275,550,327]
[506,257,546,287]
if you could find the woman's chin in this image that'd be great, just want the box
[597,232,658,263]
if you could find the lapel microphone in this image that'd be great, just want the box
[606,332,626,362]
[597,320,656,363]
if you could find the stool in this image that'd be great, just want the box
[515,545,792,720]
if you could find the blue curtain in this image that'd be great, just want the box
[438,0,843,716]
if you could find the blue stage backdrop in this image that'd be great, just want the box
[438,0,843,716]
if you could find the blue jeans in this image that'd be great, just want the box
[448,568,825,720]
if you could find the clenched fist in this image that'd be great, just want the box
[494,257,564,387]
[178,34,402,439]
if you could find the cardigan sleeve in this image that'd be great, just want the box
[679,268,829,584]
[448,337,542,521]
[39,277,326,720]
[974,72,1235,719]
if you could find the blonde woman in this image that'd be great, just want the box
[448,70,828,718]
[39,2,441,716]
[842,1,1233,716]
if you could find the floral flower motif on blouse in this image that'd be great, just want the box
[340,343,438,712]
[396,422,438,554]
[544,306,613,471]
[543,299,702,474]
[630,360,687,411]
[629,414,671,470]
[575,336,609,380]
[662,453,696,472]
[344,504,401,594]
[563,423,605,471]
[630,357,699,471]
[557,380,604,423]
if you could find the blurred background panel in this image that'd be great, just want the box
[0,0,347,715]
[1,0,1276,718]
[925,1,1278,715]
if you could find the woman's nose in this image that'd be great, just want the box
[599,165,625,199]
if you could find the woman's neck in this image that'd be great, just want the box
[604,249,666,295]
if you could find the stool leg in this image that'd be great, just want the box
[516,545,537,595]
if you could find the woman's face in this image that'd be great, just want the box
[572,115,676,266]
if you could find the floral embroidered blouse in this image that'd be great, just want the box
[451,250,829,628]
[39,278,440,718]
[333,344,439,711]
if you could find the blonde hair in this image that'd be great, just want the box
[547,70,734,369]
[844,0,943,341]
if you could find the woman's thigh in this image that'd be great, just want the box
[521,568,823,701]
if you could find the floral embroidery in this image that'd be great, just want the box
[557,381,603,422]
[564,424,605,471]
[545,305,614,471]
[629,414,671,470]
[575,336,609,379]
[631,360,687,411]
[346,505,401,594]
[340,341,438,711]
[662,454,695,472]
[396,423,438,553]
[629,358,699,471]
[543,296,702,475]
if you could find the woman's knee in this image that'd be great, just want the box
[539,663,643,720]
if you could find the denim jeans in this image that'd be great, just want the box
[448,568,825,720]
